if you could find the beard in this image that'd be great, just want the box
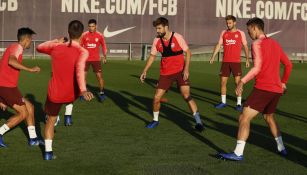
[157,32,166,38]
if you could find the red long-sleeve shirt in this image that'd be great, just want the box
[37,40,88,103]
[241,34,292,93]
[80,31,107,61]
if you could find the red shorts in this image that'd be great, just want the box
[85,61,102,73]
[0,87,25,107]
[45,97,73,116]
[244,88,282,114]
[220,62,242,77]
[157,72,189,90]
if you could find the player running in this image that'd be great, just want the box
[0,28,43,147]
[219,17,293,161]
[140,17,204,131]
[37,20,94,160]
[210,15,250,111]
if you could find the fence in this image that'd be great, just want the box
[0,40,305,62]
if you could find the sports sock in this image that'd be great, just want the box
[234,140,246,156]
[153,111,159,121]
[193,112,202,124]
[65,104,73,116]
[27,126,37,139]
[0,124,10,135]
[221,95,226,104]
[237,96,242,105]
[45,139,53,152]
[275,136,285,151]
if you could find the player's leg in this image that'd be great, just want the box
[215,63,230,108]
[92,61,106,102]
[146,74,172,128]
[232,62,243,111]
[64,103,73,126]
[24,99,44,146]
[95,71,106,101]
[263,114,286,155]
[146,88,167,128]
[179,85,204,132]
[43,97,62,160]
[219,107,259,160]
[0,104,28,147]
[44,115,58,160]
[0,87,28,147]
[262,93,286,155]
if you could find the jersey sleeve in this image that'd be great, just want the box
[99,34,107,56]
[150,38,159,56]
[174,33,189,52]
[36,39,60,55]
[218,30,226,45]
[76,47,89,92]
[280,47,293,84]
[241,40,263,84]
[9,44,23,59]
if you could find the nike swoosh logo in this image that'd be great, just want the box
[267,31,282,37]
[103,26,136,38]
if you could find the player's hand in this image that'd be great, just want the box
[282,83,287,95]
[29,66,41,73]
[236,81,244,96]
[140,72,146,83]
[209,58,214,64]
[0,103,7,111]
[102,57,107,64]
[57,37,67,43]
[81,91,94,101]
[183,69,189,81]
[246,60,250,68]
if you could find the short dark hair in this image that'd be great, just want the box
[88,19,97,25]
[246,17,264,31]
[153,17,169,27]
[17,27,36,41]
[68,20,84,40]
[225,15,236,22]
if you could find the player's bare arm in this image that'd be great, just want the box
[140,54,156,83]
[183,49,192,81]
[8,55,40,73]
[243,44,250,68]
[210,43,221,64]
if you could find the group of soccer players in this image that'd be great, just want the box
[0,15,292,161]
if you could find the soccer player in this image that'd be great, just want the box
[37,20,94,160]
[61,19,107,126]
[219,17,293,161]
[140,17,204,131]
[209,15,250,111]
[0,28,43,147]
[81,19,107,101]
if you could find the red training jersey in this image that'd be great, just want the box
[0,43,23,87]
[218,29,247,63]
[151,32,189,75]
[241,34,292,93]
[80,31,107,61]
[37,40,88,103]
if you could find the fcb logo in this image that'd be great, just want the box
[235,34,239,38]
[95,38,99,42]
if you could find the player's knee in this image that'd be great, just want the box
[19,107,29,120]
[183,95,193,102]
[153,95,161,103]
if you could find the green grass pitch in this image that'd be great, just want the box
[0,59,306,175]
